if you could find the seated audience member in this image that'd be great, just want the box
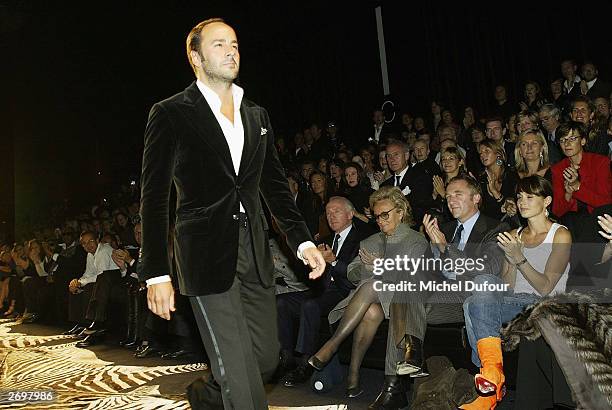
[461,175,571,410]
[372,150,392,190]
[278,197,363,387]
[369,176,507,409]
[465,124,486,175]
[485,117,515,168]
[477,140,518,222]
[0,250,23,318]
[408,139,443,227]
[298,171,330,239]
[327,159,346,195]
[381,141,411,195]
[67,231,123,347]
[432,146,467,223]
[359,148,377,188]
[570,95,610,156]
[317,157,329,175]
[309,187,429,399]
[538,103,563,164]
[515,130,552,181]
[551,121,612,229]
[14,239,54,323]
[518,81,547,112]
[342,162,376,235]
[113,211,137,247]
[51,227,87,325]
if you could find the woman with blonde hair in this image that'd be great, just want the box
[514,130,551,181]
[308,186,429,398]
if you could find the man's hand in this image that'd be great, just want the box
[317,244,336,264]
[423,213,447,252]
[302,247,326,279]
[111,250,127,269]
[147,281,175,320]
[68,278,81,294]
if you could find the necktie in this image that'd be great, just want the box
[451,223,464,245]
[395,175,401,187]
[332,234,340,254]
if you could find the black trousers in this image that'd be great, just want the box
[21,276,52,314]
[68,282,94,324]
[189,216,278,410]
[276,287,346,356]
[86,269,123,323]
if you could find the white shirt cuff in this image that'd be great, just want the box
[297,241,316,262]
[146,275,172,286]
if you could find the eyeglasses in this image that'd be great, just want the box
[559,135,580,145]
[80,239,97,246]
[373,207,397,221]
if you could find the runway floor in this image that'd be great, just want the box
[0,319,516,409]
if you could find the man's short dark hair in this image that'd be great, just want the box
[485,116,506,128]
[447,175,482,200]
[186,18,227,75]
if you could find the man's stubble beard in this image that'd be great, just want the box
[200,52,239,86]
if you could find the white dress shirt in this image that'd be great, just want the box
[79,242,121,286]
[147,80,314,286]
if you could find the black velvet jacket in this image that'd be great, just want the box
[139,82,312,296]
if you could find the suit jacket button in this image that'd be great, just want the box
[232,214,239,220]
[236,185,241,190]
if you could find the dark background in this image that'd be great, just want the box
[2,1,611,240]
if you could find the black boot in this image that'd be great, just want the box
[368,375,408,409]
[119,289,137,347]
[396,334,426,376]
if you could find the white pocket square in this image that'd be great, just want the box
[401,186,411,195]
[261,127,268,135]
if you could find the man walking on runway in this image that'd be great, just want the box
[138,18,325,409]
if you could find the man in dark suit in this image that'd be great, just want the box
[404,139,441,227]
[138,18,325,410]
[370,175,507,409]
[485,117,515,168]
[278,196,363,387]
[381,140,411,194]
[579,61,612,100]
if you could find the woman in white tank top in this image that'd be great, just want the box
[460,175,572,410]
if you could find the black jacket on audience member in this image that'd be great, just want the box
[319,224,364,296]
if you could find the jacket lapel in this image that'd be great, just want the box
[463,215,487,256]
[238,104,259,177]
[180,82,234,174]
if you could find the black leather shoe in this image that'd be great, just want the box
[63,324,85,336]
[122,339,140,349]
[347,385,364,398]
[75,329,106,348]
[283,364,314,387]
[368,375,408,409]
[161,349,195,360]
[396,334,425,376]
[186,371,223,410]
[135,345,164,358]
[21,313,40,324]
